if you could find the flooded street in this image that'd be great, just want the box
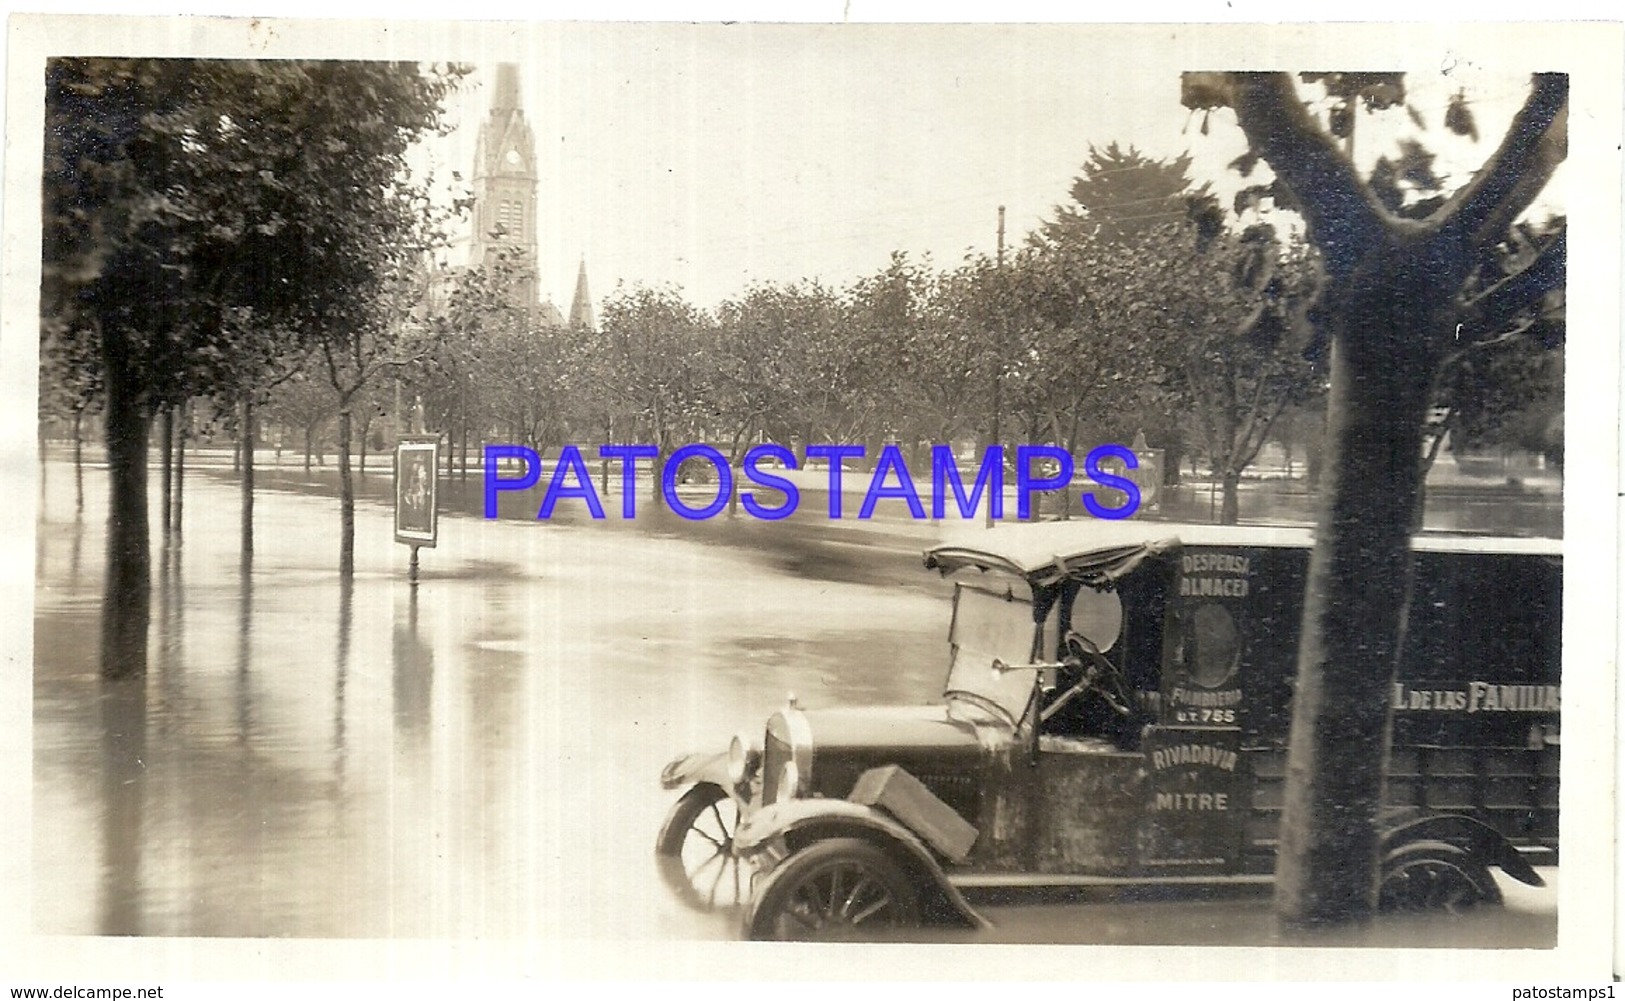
[34,457,947,941]
[32,454,1561,951]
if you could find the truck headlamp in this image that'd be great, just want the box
[727,733,752,788]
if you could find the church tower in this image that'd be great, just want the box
[471,64,546,316]
[569,258,595,330]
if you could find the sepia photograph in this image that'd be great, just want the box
[2,7,1619,988]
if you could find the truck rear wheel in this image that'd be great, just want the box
[745,838,922,941]
[1378,839,1503,914]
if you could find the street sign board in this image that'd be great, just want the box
[394,436,439,548]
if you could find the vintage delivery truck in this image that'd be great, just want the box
[656,522,1561,940]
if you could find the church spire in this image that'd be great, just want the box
[492,63,522,114]
[569,258,595,330]
[470,62,546,318]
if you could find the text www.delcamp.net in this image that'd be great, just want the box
[11,988,162,999]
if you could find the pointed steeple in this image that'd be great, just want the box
[492,63,522,114]
[569,258,595,330]
[470,62,542,316]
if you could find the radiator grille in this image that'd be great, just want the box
[762,731,791,803]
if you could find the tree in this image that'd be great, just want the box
[841,256,936,453]
[591,285,713,503]
[224,63,463,576]
[1425,215,1566,481]
[42,59,462,674]
[1025,148,1320,520]
[1167,225,1322,523]
[903,260,998,450]
[711,281,842,489]
[38,312,102,512]
[213,313,312,555]
[993,241,1165,461]
[264,364,337,475]
[1040,142,1217,245]
[1272,394,1330,484]
[1182,71,1567,926]
[316,263,445,576]
[442,253,570,457]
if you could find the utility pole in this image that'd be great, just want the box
[987,205,1006,528]
[996,204,1005,267]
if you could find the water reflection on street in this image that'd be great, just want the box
[33,456,1561,945]
[34,460,946,939]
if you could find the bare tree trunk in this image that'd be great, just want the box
[1275,312,1437,927]
[1305,427,1326,494]
[1219,468,1241,525]
[1210,69,1569,930]
[726,427,747,517]
[649,413,668,510]
[73,410,85,514]
[358,416,370,480]
[304,425,314,475]
[173,401,186,538]
[159,406,173,536]
[101,358,151,679]
[338,406,355,576]
[241,398,255,556]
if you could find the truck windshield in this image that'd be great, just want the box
[943,584,1042,724]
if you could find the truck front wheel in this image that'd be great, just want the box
[745,838,922,941]
[656,783,746,911]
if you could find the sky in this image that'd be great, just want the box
[415,22,1569,314]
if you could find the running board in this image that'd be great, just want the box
[950,872,1274,889]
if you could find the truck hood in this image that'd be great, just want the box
[797,703,1003,751]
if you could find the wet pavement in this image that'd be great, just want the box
[34,456,948,941]
[32,452,1560,947]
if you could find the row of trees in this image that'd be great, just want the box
[385,138,1553,529]
[375,142,1326,524]
[42,58,467,677]
[40,63,1562,681]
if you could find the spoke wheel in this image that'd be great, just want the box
[656,783,747,912]
[1378,840,1503,914]
[746,838,921,941]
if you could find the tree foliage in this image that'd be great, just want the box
[1040,142,1218,244]
[42,57,463,674]
[1027,146,1322,520]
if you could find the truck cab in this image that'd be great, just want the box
[657,522,1560,940]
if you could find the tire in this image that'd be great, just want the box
[655,783,747,912]
[745,838,923,941]
[1378,839,1504,914]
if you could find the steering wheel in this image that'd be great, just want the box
[1040,630,1136,724]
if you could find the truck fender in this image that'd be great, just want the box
[660,750,730,791]
[1379,810,1544,887]
[736,799,989,929]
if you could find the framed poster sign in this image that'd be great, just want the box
[394,435,440,548]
